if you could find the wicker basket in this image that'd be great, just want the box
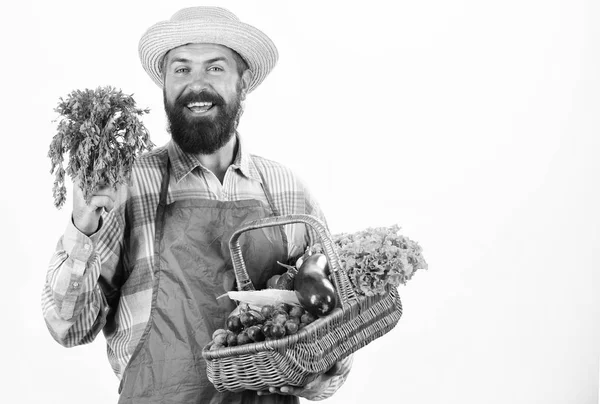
[201,214,403,392]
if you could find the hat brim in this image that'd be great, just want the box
[139,20,278,92]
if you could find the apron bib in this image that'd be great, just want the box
[118,157,299,404]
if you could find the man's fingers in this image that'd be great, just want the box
[93,184,117,194]
[73,178,119,197]
[75,183,118,198]
[257,386,302,397]
[277,386,300,395]
[89,188,118,202]
[263,373,332,399]
[87,195,115,212]
[72,182,119,209]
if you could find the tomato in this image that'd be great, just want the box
[266,274,281,289]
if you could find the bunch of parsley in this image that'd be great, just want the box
[313,225,428,296]
[48,86,154,209]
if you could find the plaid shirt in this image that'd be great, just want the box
[42,137,351,400]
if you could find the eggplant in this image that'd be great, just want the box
[293,253,337,317]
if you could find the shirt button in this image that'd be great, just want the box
[84,244,90,250]
[72,282,80,288]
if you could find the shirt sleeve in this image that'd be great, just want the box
[41,203,126,347]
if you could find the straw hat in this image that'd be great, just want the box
[138,6,278,92]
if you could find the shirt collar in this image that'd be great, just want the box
[167,134,263,184]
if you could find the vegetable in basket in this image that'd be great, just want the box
[266,249,337,317]
[293,253,337,317]
[312,224,428,296]
[211,303,317,348]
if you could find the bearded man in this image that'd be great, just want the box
[41,6,352,404]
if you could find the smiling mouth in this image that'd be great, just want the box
[186,101,214,113]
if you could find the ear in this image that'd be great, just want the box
[239,69,252,100]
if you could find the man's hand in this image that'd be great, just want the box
[72,179,120,236]
[256,362,343,400]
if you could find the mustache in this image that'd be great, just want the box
[175,90,225,107]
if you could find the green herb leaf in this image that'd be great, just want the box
[48,85,155,209]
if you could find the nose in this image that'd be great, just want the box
[188,71,210,92]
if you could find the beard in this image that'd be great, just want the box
[164,85,243,155]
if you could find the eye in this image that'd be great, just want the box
[174,67,189,74]
[208,66,224,72]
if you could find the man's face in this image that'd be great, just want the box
[162,43,250,154]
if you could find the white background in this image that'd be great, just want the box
[1,0,598,403]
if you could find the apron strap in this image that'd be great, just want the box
[154,157,170,271]
[158,156,171,208]
[253,160,289,255]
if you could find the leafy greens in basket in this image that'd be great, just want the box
[311,224,428,296]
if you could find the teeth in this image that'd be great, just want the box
[187,102,212,108]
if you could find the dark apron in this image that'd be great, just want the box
[118,158,299,404]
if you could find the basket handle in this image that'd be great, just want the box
[228,214,358,306]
